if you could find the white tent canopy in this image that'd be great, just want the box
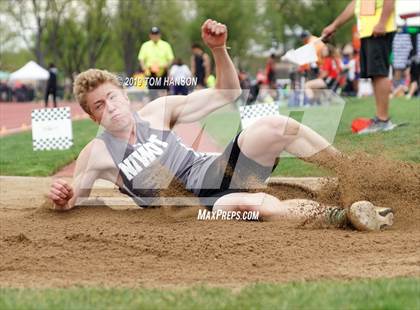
[9,61,49,81]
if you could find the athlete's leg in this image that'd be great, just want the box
[52,88,57,108]
[372,76,391,120]
[237,115,341,168]
[407,81,418,99]
[213,192,345,225]
[213,192,394,230]
[44,89,50,108]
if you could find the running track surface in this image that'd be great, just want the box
[0,102,88,134]
[0,101,221,177]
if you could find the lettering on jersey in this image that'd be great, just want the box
[118,134,168,181]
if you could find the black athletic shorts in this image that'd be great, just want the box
[410,61,420,84]
[198,132,278,209]
[360,32,395,78]
[323,77,337,89]
[147,70,168,90]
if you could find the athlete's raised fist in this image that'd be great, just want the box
[201,19,228,50]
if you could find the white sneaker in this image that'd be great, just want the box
[348,201,394,231]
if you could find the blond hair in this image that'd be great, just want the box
[73,69,121,114]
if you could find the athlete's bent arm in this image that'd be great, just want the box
[48,141,103,210]
[144,19,241,126]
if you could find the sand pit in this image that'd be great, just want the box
[1,156,419,288]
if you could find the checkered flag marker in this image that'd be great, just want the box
[31,107,73,151]
[239,103,280,129]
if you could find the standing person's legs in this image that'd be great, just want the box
[366,33,394,120]
[372,76,391,120]
[52,88,57,108]
[407,62,420,98]
[408,81,418,98]
[44,89,50,108]
[181,85,189,95]
[159,69,169,98]
[358,33,396,133]
[147,72,159,100]
[147,72,168,100]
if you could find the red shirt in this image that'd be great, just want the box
[321,57,341,79]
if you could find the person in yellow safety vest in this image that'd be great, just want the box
[138,27,174,99]
[322,0,397,134]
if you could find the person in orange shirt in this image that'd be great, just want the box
[300,31,327,79]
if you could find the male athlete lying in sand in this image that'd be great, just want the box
[48,19,393,231]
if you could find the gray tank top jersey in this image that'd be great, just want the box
[98,112,216,206]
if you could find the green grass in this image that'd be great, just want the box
[0,278,418,309]
[333,97,420,162]
[204,97,420,176]
[0,120,99,176]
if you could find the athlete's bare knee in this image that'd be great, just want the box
[235,193,270,213]
[259,116,300,137]
[213,194,252,212]
[283,117,300,136]
[218,192,264,213]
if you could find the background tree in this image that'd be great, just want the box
[268,0,354,46]
[2,0,356,79]
[41,0,69,66]
[4,0,53,66]
[84,0,110,68]
[49,16,86,81]
[40,0,110,82]
[189,0,258,66]
[112,0,188,77]
[113,0,148,77]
